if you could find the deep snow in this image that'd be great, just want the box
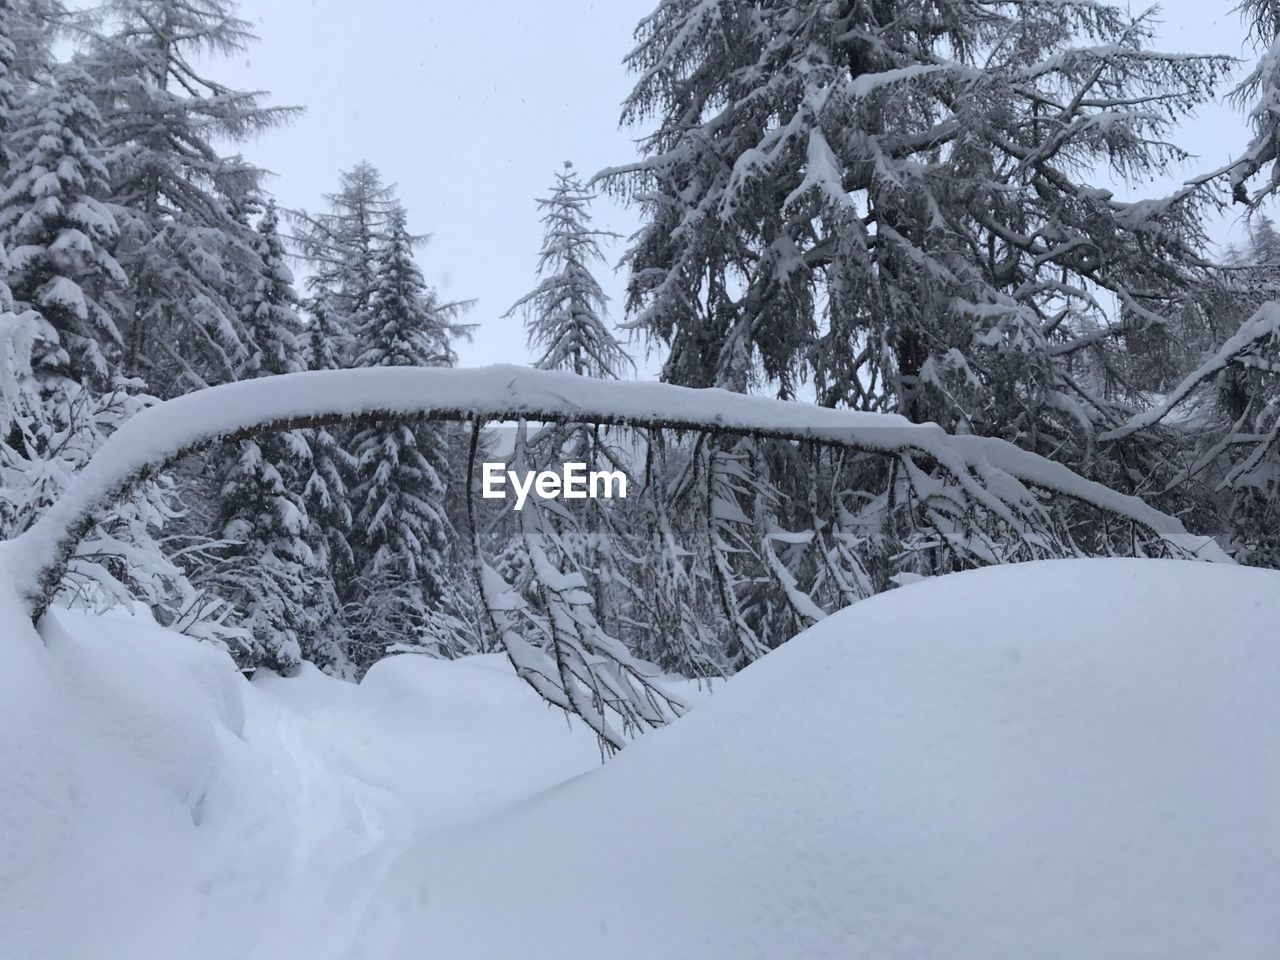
[353,559,1280,960]
[0,602,637,960]
[2,558,1279,959]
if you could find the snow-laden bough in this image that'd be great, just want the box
[0,365,1227,747]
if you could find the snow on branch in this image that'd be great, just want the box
[2,363,1224,624]
[1101,302,1280,441]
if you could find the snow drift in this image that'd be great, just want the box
[0,602,611,960]
[4,558,1278,959]
[355,558,1280,960]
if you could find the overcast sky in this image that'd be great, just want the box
[216,0,1264,371]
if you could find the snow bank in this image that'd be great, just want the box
[42,608,246,814]
[356,558,1280,960]
[0,606,610,960]
[6,558,1273,959]
[0,601,249,960]
[264,652,611,829]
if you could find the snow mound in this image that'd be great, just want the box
[42,609,247,817]
[357,558,1280,960]
[1,605,253,960]
[313,653,610,827]
[0,603,609,960]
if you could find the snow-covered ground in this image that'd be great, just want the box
[0,603,650,960]
[3,558,1280,959]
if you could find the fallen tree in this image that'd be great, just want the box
[0,364,1227,747]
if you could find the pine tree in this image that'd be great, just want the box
[0,60,124,383]
[0,57,127,525]
[1197,220,1280,567]
[1,0,64,115]
[501,162,652,658]
[0,0,35,491]
[1095,216,1280,571]
[593,0,1237,652]
[238,203,301,380]
[214,204,330,672]
[607,0,1230,448]
[505,161,628,379]
[293,161,398,364]
[84,0,298,394]
[290,162,399,594]
[0,57,237,639]
[1229,0,1280,204]
[0,0,18,178]
[300,298,357,584]
[348,205,469,665]
[290,163,409,667]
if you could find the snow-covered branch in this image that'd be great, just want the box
[1101,302,1280,441]
[2,364,1224,624]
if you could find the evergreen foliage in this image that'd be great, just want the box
[8,0,1280,726]
[506,161,628,379]
[347,205,469,668]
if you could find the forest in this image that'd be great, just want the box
[4,0,1280,711]
[3,1,1280,954]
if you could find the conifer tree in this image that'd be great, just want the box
[0,59,233,637]
[300,298,357,585]
[0,57,126,524]
[505,161,628,380]
[1230,0,1280,204]
[294,161,397,364]
[502,162,647,653]
[1215,220,1280,565]
[84,0,298,394]
[593,0,1239,659]
[214,204,330,672]
[0,60,124,383]
[238,203,301,380]
[1129,219,1280,568]
[607,0,1230,453]
[348,205,469,665]
[0,0,18,178]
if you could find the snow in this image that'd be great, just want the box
[355,559,1280,960]
[0,596,619,960]
[5,364,1223,617]
[4,558,1278,959]
[1102,301,1280,441]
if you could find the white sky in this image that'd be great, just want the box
[216,0,1265,371]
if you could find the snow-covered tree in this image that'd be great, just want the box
[300,298,357,584]
[237,203,303,379]
[215,432,312,671]
[1210,223,1280,566]
[595,0,1237,653]
[0,46,248,644]
[83,0,298,394]
[293,161,397,364]
[289,162,399,610]
[0,61,161,597]
[501,163,640,653]
[0,0,19,178]
[348,205,469,664]
[0,60,124,383]
[1102,219,1280,568]
[605,0,1230,453]
[214,204,341,672]
[1228,0,1280,204]
[506,162,628,379]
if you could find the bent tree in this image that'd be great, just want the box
[0,365,1224,750]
